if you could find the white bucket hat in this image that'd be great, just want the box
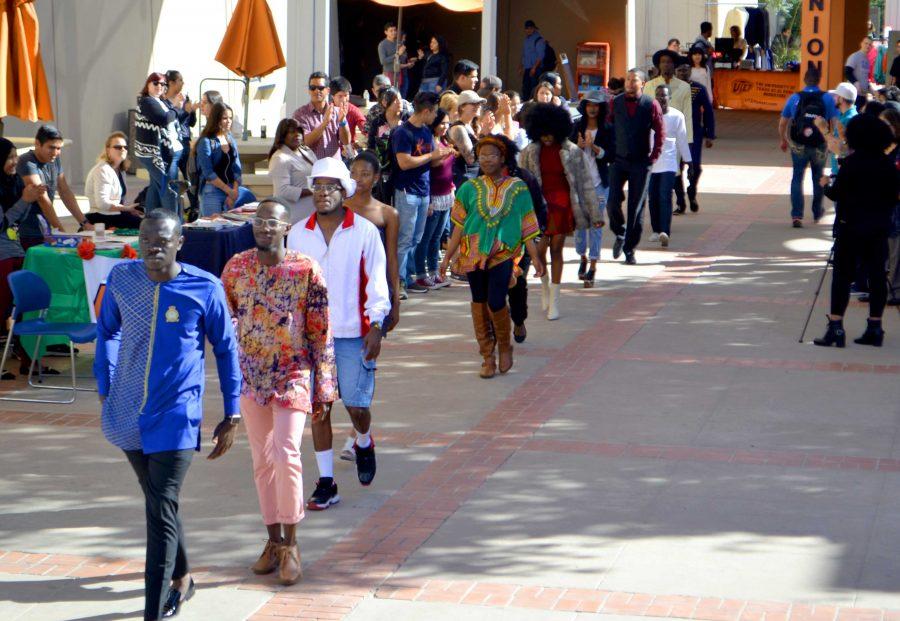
[307,157,356,197]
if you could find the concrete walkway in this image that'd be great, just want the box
[0,110,898,621]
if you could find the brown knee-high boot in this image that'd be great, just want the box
[490,305,513,373]
[470,302,496,378]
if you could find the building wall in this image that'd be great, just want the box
[3,0,164,187]
[497,0,627,95]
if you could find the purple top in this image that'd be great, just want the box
[430,140,456,197]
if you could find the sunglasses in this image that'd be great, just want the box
[110,145,127,150]
[311,182,342,193]
[152,81,168,87]
[252,217,287,229]
[308,85,327,91]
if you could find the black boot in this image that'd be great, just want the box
[854,319,884,347]
[813,318,846,348]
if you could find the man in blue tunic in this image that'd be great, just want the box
[94,209,242,620]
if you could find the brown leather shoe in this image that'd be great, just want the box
[250,539,281,575]
[277,542,302,585]
[471,302,496,378]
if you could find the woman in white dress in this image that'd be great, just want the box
[267,118,317,223]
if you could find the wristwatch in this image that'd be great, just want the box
[224,414,242,425]
[370,321,383,332]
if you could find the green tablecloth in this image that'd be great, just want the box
[21,245,134,356]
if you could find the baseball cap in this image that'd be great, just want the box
[457,90,487,107]
[829,82,858,103]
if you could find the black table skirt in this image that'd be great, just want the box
[177,223,255,277]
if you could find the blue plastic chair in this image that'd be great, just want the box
[0,270,97,404]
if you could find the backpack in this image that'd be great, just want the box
[790,90,827,147]
[540,37,557,72]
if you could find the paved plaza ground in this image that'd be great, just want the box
[0,110,898,620]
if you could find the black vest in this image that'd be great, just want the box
[613,94,654,164]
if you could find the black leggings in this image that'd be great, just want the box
[508,253,531,326]
[467,260,513,312]
[831,232,887,317]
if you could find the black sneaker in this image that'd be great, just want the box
[624,252,637,265]
[577,257,587,280]
[689,199,699,213]
[407,281,429,294]
[306,477,340,511]
[355,440,376,486]
[612,236,624,259]
[792,218,803,228]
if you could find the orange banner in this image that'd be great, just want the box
[713,70,799,112]
[801,0,832,79]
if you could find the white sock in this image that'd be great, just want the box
[315,449,334,478]
[356,431,372,449]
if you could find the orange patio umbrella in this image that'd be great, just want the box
[0,0,53,126]
[371,0,482,74]
[214,0,285,140]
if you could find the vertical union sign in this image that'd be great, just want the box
[801,0,831,79]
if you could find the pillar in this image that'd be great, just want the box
[286,0,333,115]
[801,0,869,89]
[481,0,498,76]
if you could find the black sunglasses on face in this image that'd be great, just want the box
[308,85,327,91]
[110,145,127,150]
[152,81,168,87]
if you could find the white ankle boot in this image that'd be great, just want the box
[540,273,550,311]
[547,283,561,320]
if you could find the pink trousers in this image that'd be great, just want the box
[241,395,307,525]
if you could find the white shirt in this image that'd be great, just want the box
[269,145,318,223]
[690,67,712,97]
[651,108,692,174]
[287,209,390,339]
[84,161,124,214]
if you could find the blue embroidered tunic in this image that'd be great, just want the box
[93,260,242,454]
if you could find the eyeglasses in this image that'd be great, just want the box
[308,85,327,91]
[152,81,168,87]
[477,152,502,160]
[110,145,127,150]
[252,217,287,229]
[311,182,342,193]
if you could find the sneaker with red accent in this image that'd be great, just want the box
[306,477,340,510]
[416,277,436,290]
[430,274,451,289]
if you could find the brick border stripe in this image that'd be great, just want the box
[375,579,900,621]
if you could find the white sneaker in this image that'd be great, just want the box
[659,232,669,247]
[648,232,660,242]
[340,435,356,462]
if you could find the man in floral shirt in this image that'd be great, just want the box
[221,197,336,586]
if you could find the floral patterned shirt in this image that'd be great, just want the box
[222,250,336,410]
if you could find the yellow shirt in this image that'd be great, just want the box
[645,76,694,142]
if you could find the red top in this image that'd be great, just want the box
[539,143,571,211]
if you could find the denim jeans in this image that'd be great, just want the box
[415,208,450,278]
[790,146,827,220]
[200,184,257,216]
[138,154,181,217]
[575,184,608,260]
[418,78,440,93]
[395,189,430,285]
[648,171,677,235]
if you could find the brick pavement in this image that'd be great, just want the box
[1,111,899,620]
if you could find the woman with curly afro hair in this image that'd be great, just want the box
[520,103,604,320]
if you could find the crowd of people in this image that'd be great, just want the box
[0,16,898,621]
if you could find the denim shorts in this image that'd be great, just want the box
[334,337,376,408]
